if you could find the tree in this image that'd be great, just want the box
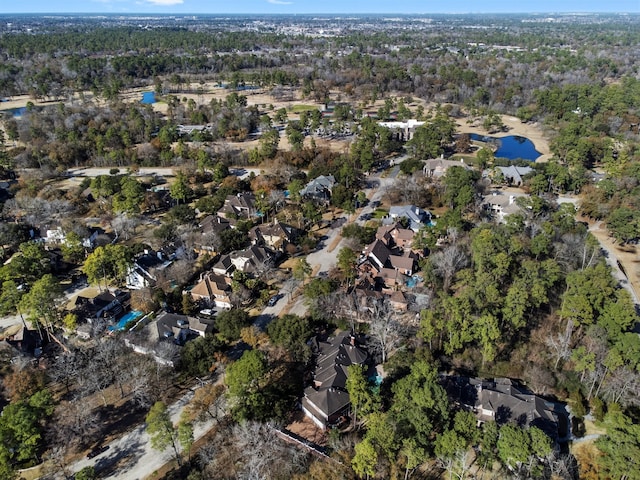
[390,360,450,450]
[82,244,132,289]
[60,231,86,264]
[368,299,406,364]
[186,384,227,424]
[145,401,183,466]
[112,176,145,214]
[337,247,358,287]
[0,390,55,469]
[607,207,639,244]
[595,410,640,480]
[346,364,375,428]
[266,314,312,362]
[0,280,22,316]
[19,274,63,332]
[215,309,251,342]
[352,438,377,480]
[170,171,193,205]
[225,349,268,420]
[0,242,50,284]
[497,424,531,470]
[74,466,97,480]
[292,257,312,282]
[435,429,468,480]
[406,113,455,159]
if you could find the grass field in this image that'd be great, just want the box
[289,104,319,113]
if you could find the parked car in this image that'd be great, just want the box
[87,445,109,459]
[267,295,281,307]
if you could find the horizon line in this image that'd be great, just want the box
[1,11,638,15]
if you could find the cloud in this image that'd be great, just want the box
[145,0,184,5]
[268,0,294,4]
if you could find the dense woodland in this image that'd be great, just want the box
[0,13,639,480]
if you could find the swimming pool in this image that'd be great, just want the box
[141,92,156,104]
[109,310,143,332]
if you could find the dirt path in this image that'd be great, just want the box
[587,220,640,304]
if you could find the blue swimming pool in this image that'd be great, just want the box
[141,92,156,104]
[110,310,143,332]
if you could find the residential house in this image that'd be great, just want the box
[443,376,567,440]
[67,289,129,325]
[189,272,233,310]
[44,226,66,245]
[212,255,234,277]
[361,239,417,290]
[376,223,415,250]
[249,220,298,252]
[389,290,409,311]
[229,245,272,274]
[126,250,173,290]
[482,190,527,222]
[423,158,472,178]
[302,331,369,430]
[218,192,256,220]
[43,225,107,249]
[385,205,432,232]
[155,311,215,345]
[125,310,215,367]
[484,165,533,186]
[195,215,231,254]
[5,325,44,357]
[300,175,336,203]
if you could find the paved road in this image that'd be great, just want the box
[70,386,217,480]
[65,166,263,180]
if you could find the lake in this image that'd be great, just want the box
[141,91,156,104]
[469,133,541,161]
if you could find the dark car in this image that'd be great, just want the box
[267,295,281,307]
[87,445,109,459]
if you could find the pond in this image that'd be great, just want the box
[141,91,156,104]
[469,133,541,161]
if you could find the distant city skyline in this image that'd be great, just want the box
[2,0,639,14]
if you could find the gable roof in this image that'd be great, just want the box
[364,239,391,270]
[230,245,272,273]
[219,192,256,219]
[190,272,231,300]
[388,205,431,232]
[423,158,472,177]
[300,175,336,198]
[389,252,415,272]
[303,331,369,427]
[443,376,562,438]
[199,215,231,236]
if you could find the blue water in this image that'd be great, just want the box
[469,133,541,161]
[9,107,27,117]
[141,92,156,104]
[110,310,143,331]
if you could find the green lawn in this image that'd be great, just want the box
[290,104,319,113]
[372,208,388,219]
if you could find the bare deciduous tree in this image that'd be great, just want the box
[430,244,469,292]
[367,298,407,364]
[545,319,574,369]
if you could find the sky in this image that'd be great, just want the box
[2,0,639,14]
